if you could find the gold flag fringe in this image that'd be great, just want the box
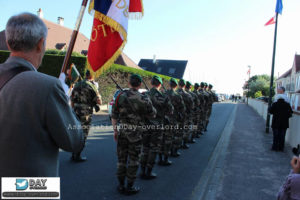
[94,11,127,41]
[88,0,94,14]
[86,40,127,78]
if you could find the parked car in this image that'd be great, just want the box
[108,88,148,120]
[256,96,269,103]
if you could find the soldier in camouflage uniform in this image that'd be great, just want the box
[185,81,200,143]
[71,70,102,162]
[193,83,205,137]
[176,79,194,149]
[199,82,210,133]
[111,74,156,195]
[140,75,173,179]
[207,84,218,121]
[165,78,186,157]
[203,83,212,131]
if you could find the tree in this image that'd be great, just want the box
[247,74,275,98]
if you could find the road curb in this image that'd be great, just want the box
[190,104,238,200]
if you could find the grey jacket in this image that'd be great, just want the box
[0,56,84,177]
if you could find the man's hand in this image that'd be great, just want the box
[291,156,300,174]
[113,130,118,142]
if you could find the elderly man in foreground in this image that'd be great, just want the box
[0,13,84,178]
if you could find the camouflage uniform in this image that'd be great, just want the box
[185,82,200,142]
[207,85,218,121]
[140,86,173,171]
[112,88,156,187]
[165,86,186,156]
[176,86,194,147]
[193,84,204,136]
[71,79,101,160]
[199,84,210,132]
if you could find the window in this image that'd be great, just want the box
[168,68,175,74]
[157,67,162,73]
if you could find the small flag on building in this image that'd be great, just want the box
[265,16,276,26]
[87,0,143,77]
[275,0,283,14]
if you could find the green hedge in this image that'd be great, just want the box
[0,50,10,63]
[0,50,87,78]
[38,54,87,78]
[100,64,173,81]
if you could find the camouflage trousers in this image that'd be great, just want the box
[172,122,183,149]
[160,128,174,156]
[140,129,162,169]
[78,114,92,152]
[183,117,193,141]
[116,128,142,184]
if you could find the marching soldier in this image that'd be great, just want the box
[71,70,102,162]
[111,74,156,195]
[165,78,186,157]
[140,75,174,179]
[176,79,194,149]
[185,81,200,143]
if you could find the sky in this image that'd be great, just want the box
[1,0,300,95]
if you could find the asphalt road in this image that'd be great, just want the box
[59,102,236,200]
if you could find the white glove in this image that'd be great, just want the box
[58,73,70,97]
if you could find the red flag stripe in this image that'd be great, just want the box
[265,16,276,26]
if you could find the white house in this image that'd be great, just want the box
[276,54,300,111]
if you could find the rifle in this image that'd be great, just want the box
[110,75,123,91]
[141,79,150,91]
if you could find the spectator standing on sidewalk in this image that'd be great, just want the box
[277,156,300,200]
[269,93,293,152]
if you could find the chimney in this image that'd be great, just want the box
[153,55,156,64]
[57,17,64,26]
[37,8,43,18]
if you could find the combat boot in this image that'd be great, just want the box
[74,152,87,162]
[139,166,147,179]
[162,156,172,166]
[189,138,196,143]
[158,154,164,166]
[126,182,140,195]
[117,177,126,194]
[182,141,189,149]
[145,167,157,179]
[170,148,180,157]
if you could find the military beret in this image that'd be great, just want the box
[130,74,142,82]
[179,79,186,86]
[152,75,163,84]
[194,83,200,88]
[204,83,208,87]
[170,78,178,85]
[186,81,192,88]
[200,82,205,87]
[209,84,213,88]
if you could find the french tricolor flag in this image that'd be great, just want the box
[87,0,143,76]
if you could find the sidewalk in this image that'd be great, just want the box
[204,103,293,200]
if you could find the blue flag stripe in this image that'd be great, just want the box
[94,0,112,15]
[275,0,283,14]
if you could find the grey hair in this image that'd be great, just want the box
[279,86,285,92]
[5,12,47,52]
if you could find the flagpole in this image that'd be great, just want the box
[60,0,89,75]
[265,12,279,133]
